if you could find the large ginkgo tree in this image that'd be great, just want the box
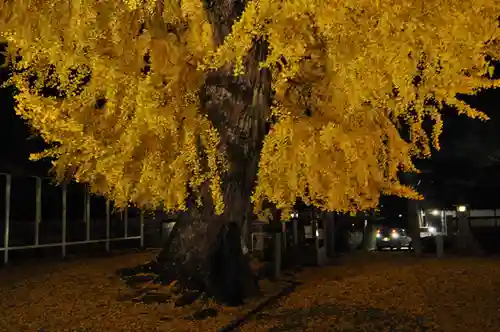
[0,0,499,302]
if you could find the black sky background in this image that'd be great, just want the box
[0,44,50,177]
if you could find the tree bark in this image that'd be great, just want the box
[323,211,336,258]
[454,212,483,255]
[119,0,272,305]
[408,199,422,257]
[401,170,422,257]
[362,218,373,251]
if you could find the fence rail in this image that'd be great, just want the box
[0,172,146,264]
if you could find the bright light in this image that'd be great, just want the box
[428,226,436,234]
[398,214,402,218]
[315,230,319,237]
[290,212,299,218]
[391,229,399,238]
[376,233,381,238]
[431,209,440,216]
[457,205,467,213]
[352,223,355,227]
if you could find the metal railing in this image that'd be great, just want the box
[0,173,145,264]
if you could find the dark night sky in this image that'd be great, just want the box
[2,43,500,217]
[0,43,50,177]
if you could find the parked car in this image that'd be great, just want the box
[375,227,412,250]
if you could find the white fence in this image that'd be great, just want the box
[0,173,145,264]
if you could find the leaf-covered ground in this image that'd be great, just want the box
[2,250,500,331]
[241,252,500,331]
[0,250,289,331]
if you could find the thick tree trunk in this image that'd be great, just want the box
[401,170,422,257]
[408,199,422,257]
[323,212,336,258]
[362,218,373,251]
[454,213,483,255]
[119,0,271,305]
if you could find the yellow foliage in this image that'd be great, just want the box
[0,0,500,215]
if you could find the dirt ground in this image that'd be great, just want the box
[1,250,500,331]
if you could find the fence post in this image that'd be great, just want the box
[124,206,128,238]
[436,210,444,258]
[83,187,86,229]
[436,234,444,258]
[34,177,42,246]
[274,232,281,279]
[140,209,144,248]
[3,174,11,264]
[85,184,90,241]
[105,200,110,252]
[61,183,67,258]
[281,222,287,252]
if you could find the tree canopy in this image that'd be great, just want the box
[0,0,499,218]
